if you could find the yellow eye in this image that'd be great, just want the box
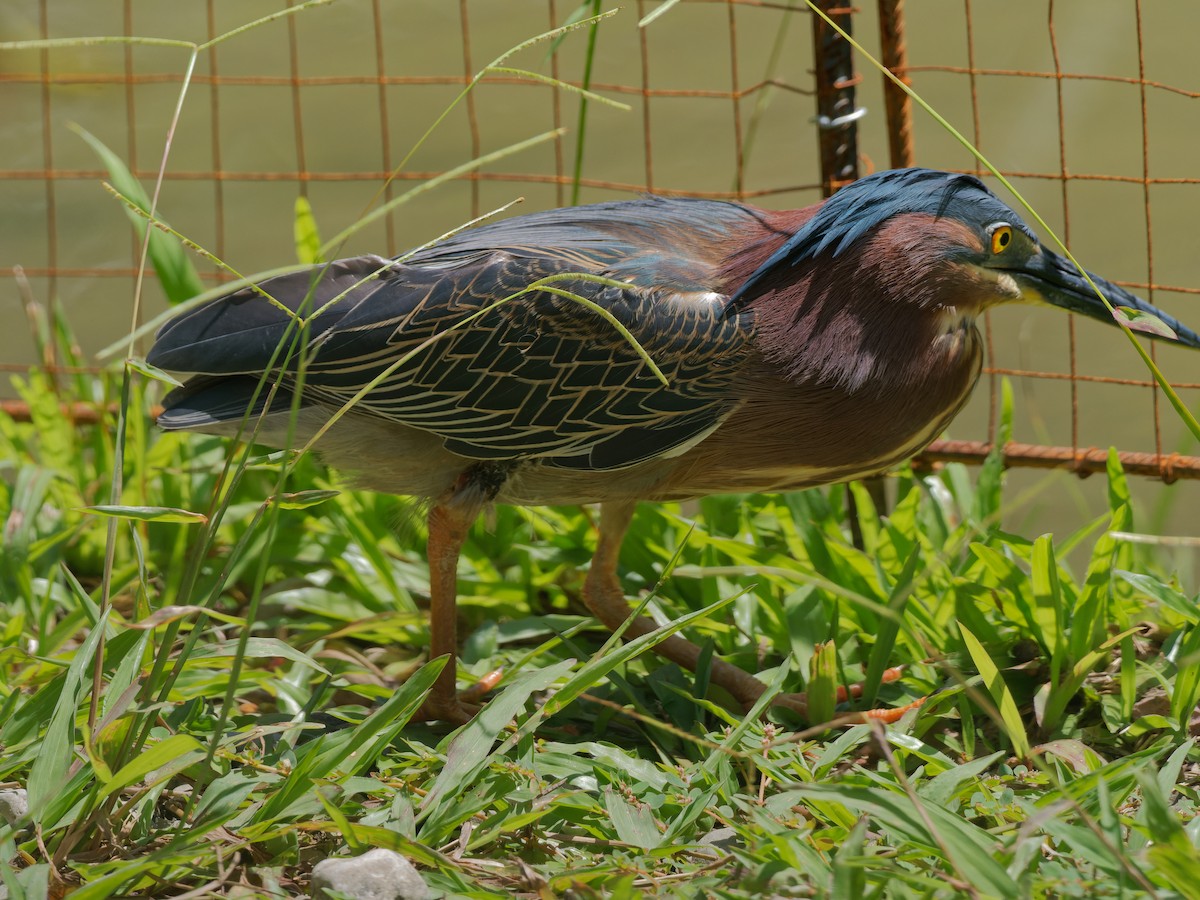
[990,224,1013,255]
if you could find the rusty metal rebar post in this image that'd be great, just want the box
[877,0,915,169]
[810,2,862,198]
[811,2,881,539]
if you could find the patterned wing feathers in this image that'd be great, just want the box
[155,208,757,470]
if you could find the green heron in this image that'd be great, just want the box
[149,167,1200,723]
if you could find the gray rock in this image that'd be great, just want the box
[311,848,432,900]
[698,825,741,851]
[0,790,28,827]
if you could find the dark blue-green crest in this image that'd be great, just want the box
[730,167,1037,305]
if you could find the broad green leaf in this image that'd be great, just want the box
[71,125,204,305]
[1147,844,1200,900]
[126,357,183,387]
[191,771,264,833]
[1106,448,1132,518]
[539,590,745,722]
[1156,740,1194,801]
[1040,628,1139,734]
[1169,623,1200,727]
[1117,571,1200,624]
[1070,506,1126,666]
[27,611,109,815]
[807,641,838,725]
[419,659,575,828]
[101,733,205,795]
[190,638,330,674]
[1123,715,1176,736]
[974,378,1013,526]
[293,195,323,265]
[80,505,208,524]
[832,817,869,898]
[1113,306,1179,340]
[790,781,1019,898]
[254,659,446,823]
[861,546,920,708]
[920,751,1006,807]
[1031,534,1065,675]
[271,489,340,510]
[1135,769,1190,849]
[124,605,247,630]
[959,622,1030,758]
[972,541,1049,659]
[604,787,662,850]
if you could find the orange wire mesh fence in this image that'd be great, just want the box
[2,0,1198,495]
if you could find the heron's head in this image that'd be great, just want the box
[732,167,1200,349]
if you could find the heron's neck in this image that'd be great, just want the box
[739,256,978,395]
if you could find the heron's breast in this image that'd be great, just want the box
[638,333,984,499]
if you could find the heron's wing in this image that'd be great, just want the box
[408,194,764,293]
[305,254,749,470]
[151,200,761,471]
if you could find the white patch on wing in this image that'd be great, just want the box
[659,407,736,459]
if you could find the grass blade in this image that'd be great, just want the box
[959,622,1031,759]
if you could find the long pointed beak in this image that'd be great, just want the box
[1010,247,1200,349]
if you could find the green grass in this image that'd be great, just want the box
[5,8,1200,897]
[2,312,1200,897]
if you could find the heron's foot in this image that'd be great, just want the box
[857,695,927,724]
[734,665,922,724]
[413,668,504,725]
[461,668,504,704]
[414,693,481,725]
[758,690,925,725]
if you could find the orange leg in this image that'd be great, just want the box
[414,500,482,725]
[414,489,918,725]
[413,462,517,724]
[583,501,809,715]
[583,502,923,722]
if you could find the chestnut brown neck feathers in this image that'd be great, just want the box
[722,211,987,396]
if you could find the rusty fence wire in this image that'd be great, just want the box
[873,0,1200,482]
[1,0,1198,483]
